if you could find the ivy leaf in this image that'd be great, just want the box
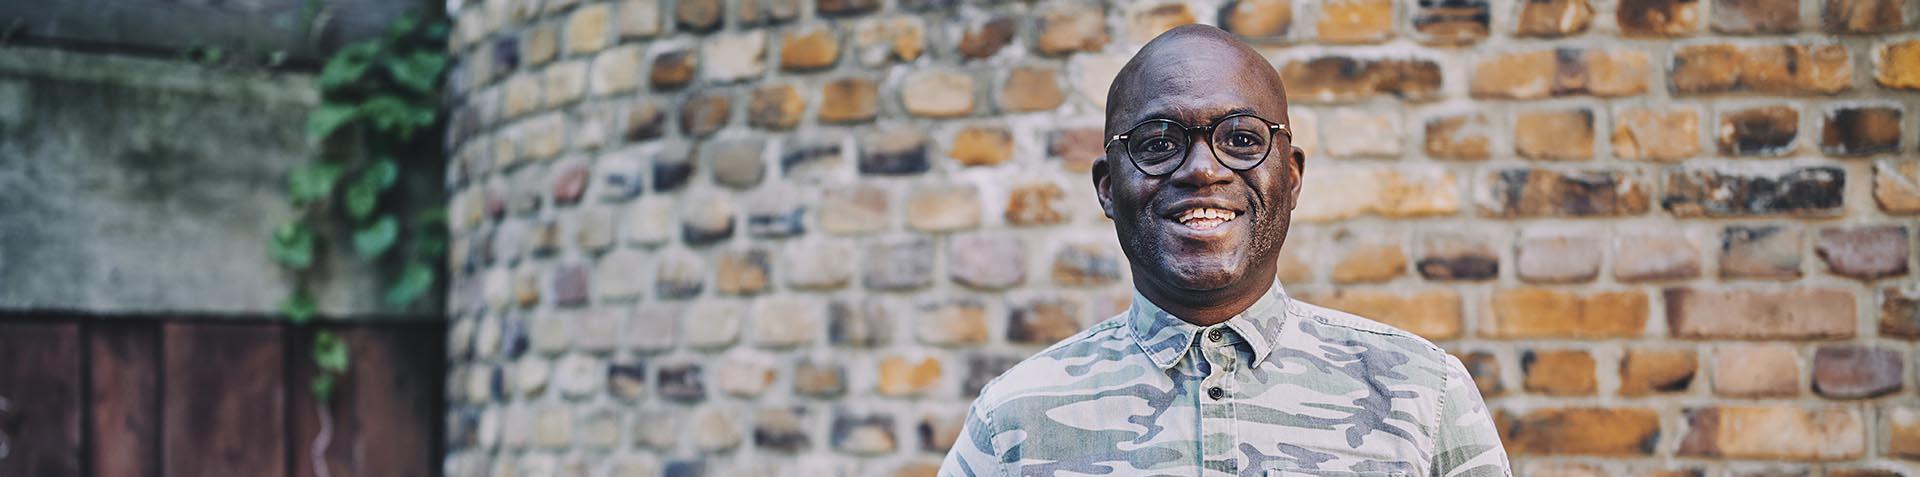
[352,215,398,258]
[363,159,399,191]
[385,261,434,307]
[384,51,446,94]
[311,374,335,401]
[306,103,358,139]
[269,222,314,270]
[344,174,380,220]
[317,41,379,93]
[288,162,343,205]
[385,11,420,40]
[357,94,437,140]
[280,288,318,324]
[314,330,350,373]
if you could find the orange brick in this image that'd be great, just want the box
[1523,349,1597,396]
[1486,288,1648,338]
[1302,289,1463,340]
[1505,407,1661,455]
[1619,348,1697,395]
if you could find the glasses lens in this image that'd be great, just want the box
[1126,121,1187,175]
[1211,116,1271,169]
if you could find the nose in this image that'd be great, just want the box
[1167,133,1235,188]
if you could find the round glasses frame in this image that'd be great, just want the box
[1104,113,1293,176]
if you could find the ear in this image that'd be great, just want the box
[1092,154,1116,219]
[1286,145,1307,203]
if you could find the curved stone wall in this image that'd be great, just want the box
[442,0,1920,474]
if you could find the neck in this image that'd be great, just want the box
[1133,272,1275,327]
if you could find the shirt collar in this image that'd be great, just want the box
[1126,282,1293,370]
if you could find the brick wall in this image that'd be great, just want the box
[439,0,1920,475]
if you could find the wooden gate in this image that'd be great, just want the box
[0,317,443,477]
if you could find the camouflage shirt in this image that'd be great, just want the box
[939,284,1511,477]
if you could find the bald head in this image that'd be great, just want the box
[1104,24,1290,136]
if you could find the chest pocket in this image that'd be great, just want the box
[1265,470,1409,477]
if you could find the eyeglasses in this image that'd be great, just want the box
[1105,113,1291,176]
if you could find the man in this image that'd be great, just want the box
[938,25,1510,477]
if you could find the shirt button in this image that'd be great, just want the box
[1207,386,1225,400]
[1207,328,1224,342]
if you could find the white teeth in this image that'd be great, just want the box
[1176,207,1237,226]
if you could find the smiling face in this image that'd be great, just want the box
[1094,25,1306,323]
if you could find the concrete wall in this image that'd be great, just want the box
[0,47,412,317]
[439,0,1920,475]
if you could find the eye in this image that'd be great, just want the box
[1139,137,1179,154]
[1225,131,1263,148]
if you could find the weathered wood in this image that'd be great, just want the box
[291,325,441,477]
[161,322,286,477]
[0,322,84,477]
[2,0,423,63]
[86,320,160,477]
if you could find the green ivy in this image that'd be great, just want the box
[276,11,450,402]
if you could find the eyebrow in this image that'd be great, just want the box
[1135,106,1264,126]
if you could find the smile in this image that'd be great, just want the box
[1173,207,1239,231]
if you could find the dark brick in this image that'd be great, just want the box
[650,50,697,89]
[1816,225,1910,280]
[1712,0,1800,33]
[964,354,1022,397]
[1008,297,1083,344]
[494,37,521,72]
[828,299,890,346]
[1717,105,1799,156]
[552,262,590,307]
[1662,167,1845,217]
[1821,106,1902,156]
[816,0,879,16]
[1479,168,1651,217]
[1618,0,1702,36]
[1280,57,1444,103]
[753,407,811,452]
[664,460,706,477]
[1881,287,1920,338]
[780,141,843,177]
[829,412,895,454]
[957,16,1016,59]
[1412,0,1490,44]
[676,0,724,32]
[1812,345,1904,398]
[1824,0,1908,32]
[1459,351,1503,396]
[859,127,930,175]
[627,99,665,141]
[659,363,705,400]
[679,90,731,137]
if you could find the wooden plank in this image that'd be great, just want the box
[162,322,286,477]
[0,322,83,477]
[87,320,160,477]
[291,325,441,477]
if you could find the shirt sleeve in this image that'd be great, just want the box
[1429,354,1512,477]
[938,397,1002,477]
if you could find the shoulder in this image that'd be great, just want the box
[971,315,1140,413]
[1287,299,1460,380]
